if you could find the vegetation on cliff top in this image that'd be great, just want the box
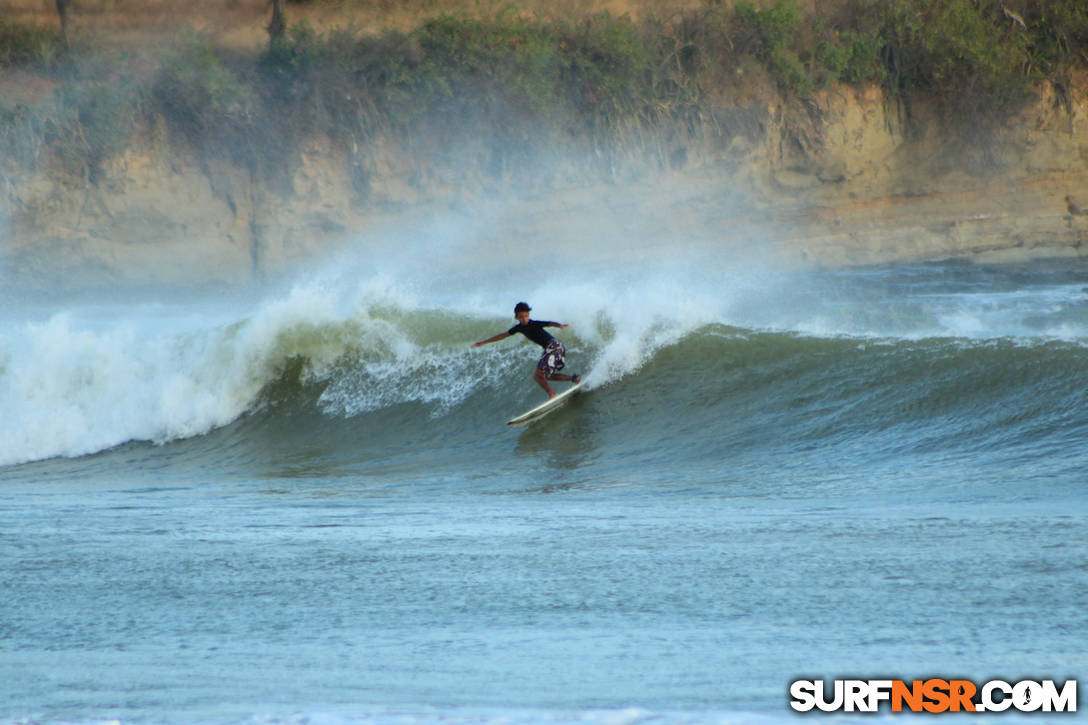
[1,0,1086,187]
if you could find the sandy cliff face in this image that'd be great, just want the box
[762,81,1088,265]
[4,133,369,288]
[3,77,1088,290]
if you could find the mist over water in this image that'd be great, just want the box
[0,200,766,466]
[3,204,1088,469]
[3,202,1088,725]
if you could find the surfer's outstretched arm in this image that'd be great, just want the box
[472,331,512,348]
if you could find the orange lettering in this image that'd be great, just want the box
[949,680,977,712]
[923,679,951,713]
[892,680,924,712]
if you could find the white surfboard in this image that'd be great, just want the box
[506,382,585,427]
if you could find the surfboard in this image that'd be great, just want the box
[506,382,584,427]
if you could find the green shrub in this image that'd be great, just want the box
[153,31,254,142]
[555,13,654,113]
[249,1,1088,153]
[0,18,64,68]
[0,102,46,170]
[728,1,810,94]
[262,20,359,77]
[855,0,1035,123]
[395,12,562,118]
[832,27,887,86]
[3,1,1086,187]
[258,10,662,143]
[920,0,1030,99]
[49,81,140,175]
[1018,0,1088,78]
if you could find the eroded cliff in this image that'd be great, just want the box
[2,1,1087,289]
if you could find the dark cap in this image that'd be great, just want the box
[514,302,531,313]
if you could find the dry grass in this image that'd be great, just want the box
[3,0,724,52]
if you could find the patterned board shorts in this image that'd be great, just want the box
[537,339,566,376]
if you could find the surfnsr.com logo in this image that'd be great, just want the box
[789,679,1078,713]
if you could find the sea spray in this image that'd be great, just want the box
[0,284,361,467]
[5,217,1088,469]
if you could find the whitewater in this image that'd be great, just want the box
[2,212,1086,723]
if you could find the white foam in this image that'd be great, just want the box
[0,282,365,467]
[4,204,1086,465]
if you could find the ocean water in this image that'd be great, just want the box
[1,220,1086,724]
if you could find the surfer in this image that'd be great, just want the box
[473,302,581,399]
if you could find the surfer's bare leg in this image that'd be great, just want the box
[533,368,558,398]
[534,369,578,398]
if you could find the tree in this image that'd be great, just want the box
[268,0,286,43]
[56,0,71,49]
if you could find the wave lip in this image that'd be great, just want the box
[4,259,1088,468]
[0,284,360,467]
